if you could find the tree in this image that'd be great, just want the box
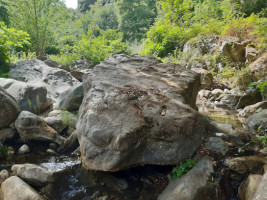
[5,0,65,56]
[0,22,29,64]
[0,0,9,25]
[118,0,157,41]
[78,0,97,13]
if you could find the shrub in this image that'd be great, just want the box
[172,159,197,180]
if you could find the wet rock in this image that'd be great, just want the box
[204,137,228,155]
[226,156,267,175]
[0,127,17,142]
[44,110,77,134]
[0,78,52,113]
[11,164,54,186]
[157,158,214,200]
[0,169,9,184]
[238,101,267,119]
[0,176,45,200]
[77,54,204,171]
[247,109,267,131]
[9,59,79,102]
[238,174,262,200]
[191,68,213,89]
[0,87,20,129]
[57,83,84,111]
[15,111,64,145]
[18,144,30,154]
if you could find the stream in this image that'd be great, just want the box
[0,107,260,200]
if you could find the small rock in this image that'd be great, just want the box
[18,144,30,154]
[0,169,9,184]
[211,89,224,98]
[204,137,228,155]
[46,149,58,155]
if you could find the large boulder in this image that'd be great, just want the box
[0,176,44,200]
[157,159,215,200]
[77,54,205,171]
[191,68,213,89]
[253,165,267,200]
[0,87,20,129]
[0,78,52,113]
[15,111,64,145]
[9,59,79,102]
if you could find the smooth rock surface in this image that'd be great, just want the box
[0,170,9,184]
[238,101,267,119]
[0,78,52,113]
[9,59,79,101]
[57,83,84,111]
[157,158,214,200]
[0,87,20,129]
[77,54,204,171]
[0,176,45,200]
[18,144,30,154]
[253,169,267,200]
[15,111,64,145]
[204,137,228,155]
[11,164,54,186]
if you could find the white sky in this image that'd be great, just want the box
[64,0,78,9]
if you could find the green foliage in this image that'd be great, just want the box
[27,95,41,114]
[236,0,267,17]
[118,0,157,41]
[253,125,267,150]
[62,111,76,129]
[0,63,10,78]
[247,81,267,94]
[0,0,9,25]
[50,53,81,66]
[5,0,78,56]
[78,0,97,13]
[0,145,9,157]
[142,0,266,57]
[0,22,30,64]
[55,27,128,65]
[172,159,197,180]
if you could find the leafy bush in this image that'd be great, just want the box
[50,53,81,66]
[54,28,128,65]
[0,22,30,64]
[172,159,197,180]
